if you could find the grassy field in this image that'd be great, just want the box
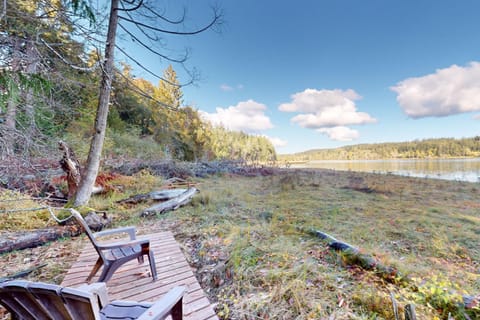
[1,168,479,319]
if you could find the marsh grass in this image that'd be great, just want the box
[1,169,479,319]
[169,170,479,319]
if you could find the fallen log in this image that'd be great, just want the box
[0,225,81,254]
[140,187,197,217]
[118,189,188,205]
[305,227,480,316]
[303,228,404,283]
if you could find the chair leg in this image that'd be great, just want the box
[148,250,157,281]
[171,296,183,320]
[87,258,103,282]
[97,262,119,283]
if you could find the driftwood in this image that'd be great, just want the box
[0,225,81,254]
[140,187,197,217]
[118,189,188,205]
[0,263,47,283]
[304,228,404,283]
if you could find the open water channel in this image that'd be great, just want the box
[290,158,480,183]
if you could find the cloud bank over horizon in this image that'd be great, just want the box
[278,88,376,141]
[200,99,273,133]
[392,62,480,118]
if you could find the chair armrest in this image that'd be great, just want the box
[95,238,150,251]
[76,282,109,308]
[136,286,186,320]
[94,226,137,240]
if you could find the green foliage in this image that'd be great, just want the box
[104,128,166,161]
[281,137,480,161]
[68,0,96,25]
[207,126,276,163]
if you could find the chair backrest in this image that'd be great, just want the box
[0,280,100,320]
[0,280,50,320]
[70,209,105,259]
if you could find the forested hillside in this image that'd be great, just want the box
[0,1,276,168]
[280,137,480,161]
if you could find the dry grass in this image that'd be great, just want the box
[1,169,479,319]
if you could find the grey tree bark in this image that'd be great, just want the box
[74,0,119,206]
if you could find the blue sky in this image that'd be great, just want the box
[116,0,480,154]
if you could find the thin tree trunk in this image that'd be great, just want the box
[3,78,17,157]
[74,0,119,206]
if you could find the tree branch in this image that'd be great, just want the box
[114,70,178,111]
[118,22,188,63]
[141,3,186,24]
[118,0,144,12]
[115,45,195,87]
[118,8,220,35]
[40,38,99,72]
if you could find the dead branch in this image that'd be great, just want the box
[140,187,197,216]
[0,263,47,283]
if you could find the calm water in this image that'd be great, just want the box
[290,158,480,182]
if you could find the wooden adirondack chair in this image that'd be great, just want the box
[0,280,185,320]
[70,209,157,283]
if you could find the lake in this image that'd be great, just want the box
[289,158,480,183]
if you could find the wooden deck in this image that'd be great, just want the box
[61,231,218,320]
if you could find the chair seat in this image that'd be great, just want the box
[70,209,157,283]
[104,245,142,261]
[100,300,152,319]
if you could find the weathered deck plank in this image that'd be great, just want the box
[61,231,218,320]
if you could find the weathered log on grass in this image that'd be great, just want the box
[305,227,480,314]
[304,228,404,283]
[0,225,81,254]
[140,187,197,217]
[118,189,188,204]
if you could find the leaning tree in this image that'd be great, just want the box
[72,0,222,206]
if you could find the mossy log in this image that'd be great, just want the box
[305,228,479,313]
[304,228,403,283]
[140,187,197,216]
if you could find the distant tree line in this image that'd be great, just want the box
[0,1,276,166]
[280,137,480,162]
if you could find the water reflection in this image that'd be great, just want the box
[292,158,480,182]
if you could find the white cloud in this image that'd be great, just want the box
[220,83,244,92]
[317,126,359,141]
[220,84,233,91]
[278,88,376,128]
[391,62,480,118]
[266,136,288,148]
[201,99,274,132]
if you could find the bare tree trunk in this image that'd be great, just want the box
[74,0,119,206]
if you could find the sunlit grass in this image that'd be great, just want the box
[2,169,479,319]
